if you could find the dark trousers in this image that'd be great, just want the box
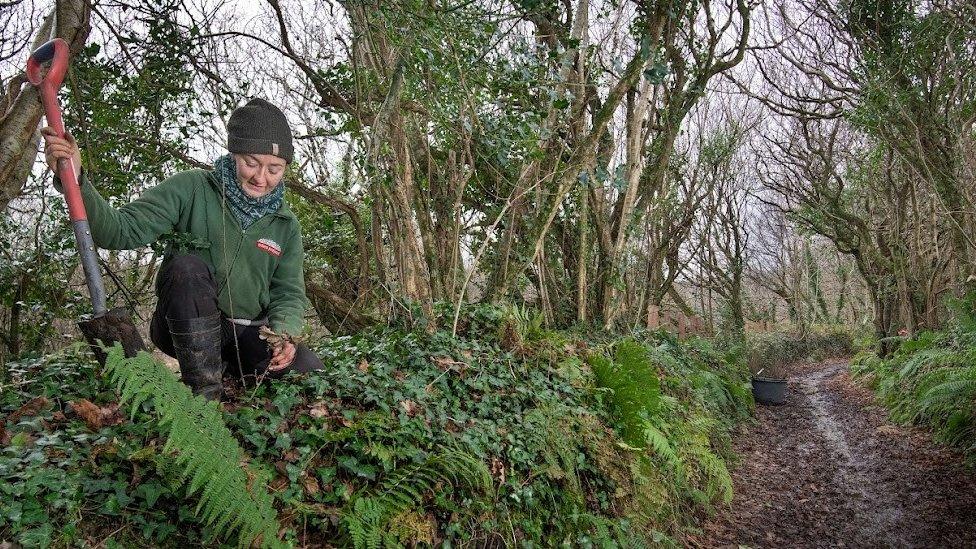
[149,254,324,380]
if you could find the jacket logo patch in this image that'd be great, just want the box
[257,238,282,257]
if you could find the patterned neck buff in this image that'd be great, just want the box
[213,153,284,230]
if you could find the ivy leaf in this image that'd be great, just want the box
[338,456,377,481]
[135,481,166,507]
[644,62,669,84]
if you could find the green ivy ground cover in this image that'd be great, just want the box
[1,306,753,547]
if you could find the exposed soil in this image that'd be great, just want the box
[689,360,976,549]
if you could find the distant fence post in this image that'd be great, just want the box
[647,305,660,329]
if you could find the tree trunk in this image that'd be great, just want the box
[872,282,900,357]
[5,273,26,359]
[576,185,589,322]
[0,0,91,211]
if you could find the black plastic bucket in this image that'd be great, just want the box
[752,377,787,405]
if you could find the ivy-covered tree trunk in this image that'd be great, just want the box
[346,4,436,323]
[728,265,746,343]
[846,0,976,289]
[834,261,850,324]
[873,282,900,358]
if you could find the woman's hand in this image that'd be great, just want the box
[268,340,296,372]
[40,126,82,179]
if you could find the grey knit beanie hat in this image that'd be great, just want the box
[226,98,294,163]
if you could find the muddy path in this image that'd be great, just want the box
[690,361,976,548]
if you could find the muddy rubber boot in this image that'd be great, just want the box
[167,314,224,401]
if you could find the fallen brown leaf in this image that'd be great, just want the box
[400,399,419,417]
[69,399,122,431]
[490,456,506,484]
[88,442,119,462]
[269,476,289,492]
[302,475,320,495]
[100,403,123,426]
[432,356,467,370]
[6,396,50,424]
[875,425,901,436]
[309,401,330,419]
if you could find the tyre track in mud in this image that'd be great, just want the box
[689,360,976,548]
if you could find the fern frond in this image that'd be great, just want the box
[340,449,490,549]
[687,444,733,505]
[642,422,682,475]
[588,339,662,447]
[919,368,976,411]
[103,345,284,548]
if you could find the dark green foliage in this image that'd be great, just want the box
[1,306,754,547]
[852,296,976,459]
[589,333,751,514]
[0,213,82,364]
[103,346,283,548]
[341,450,491,548]
[0,345,212,547]
[64,0,206,194]
[589,338,661,446]
[745,328,857,378]
[1,0,208,365]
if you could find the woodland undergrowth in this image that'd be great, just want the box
[0,304,753,547]
[852,293,976,461]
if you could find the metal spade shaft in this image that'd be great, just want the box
[28,38,145,362]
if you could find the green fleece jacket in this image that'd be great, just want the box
[75,169,308,337]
